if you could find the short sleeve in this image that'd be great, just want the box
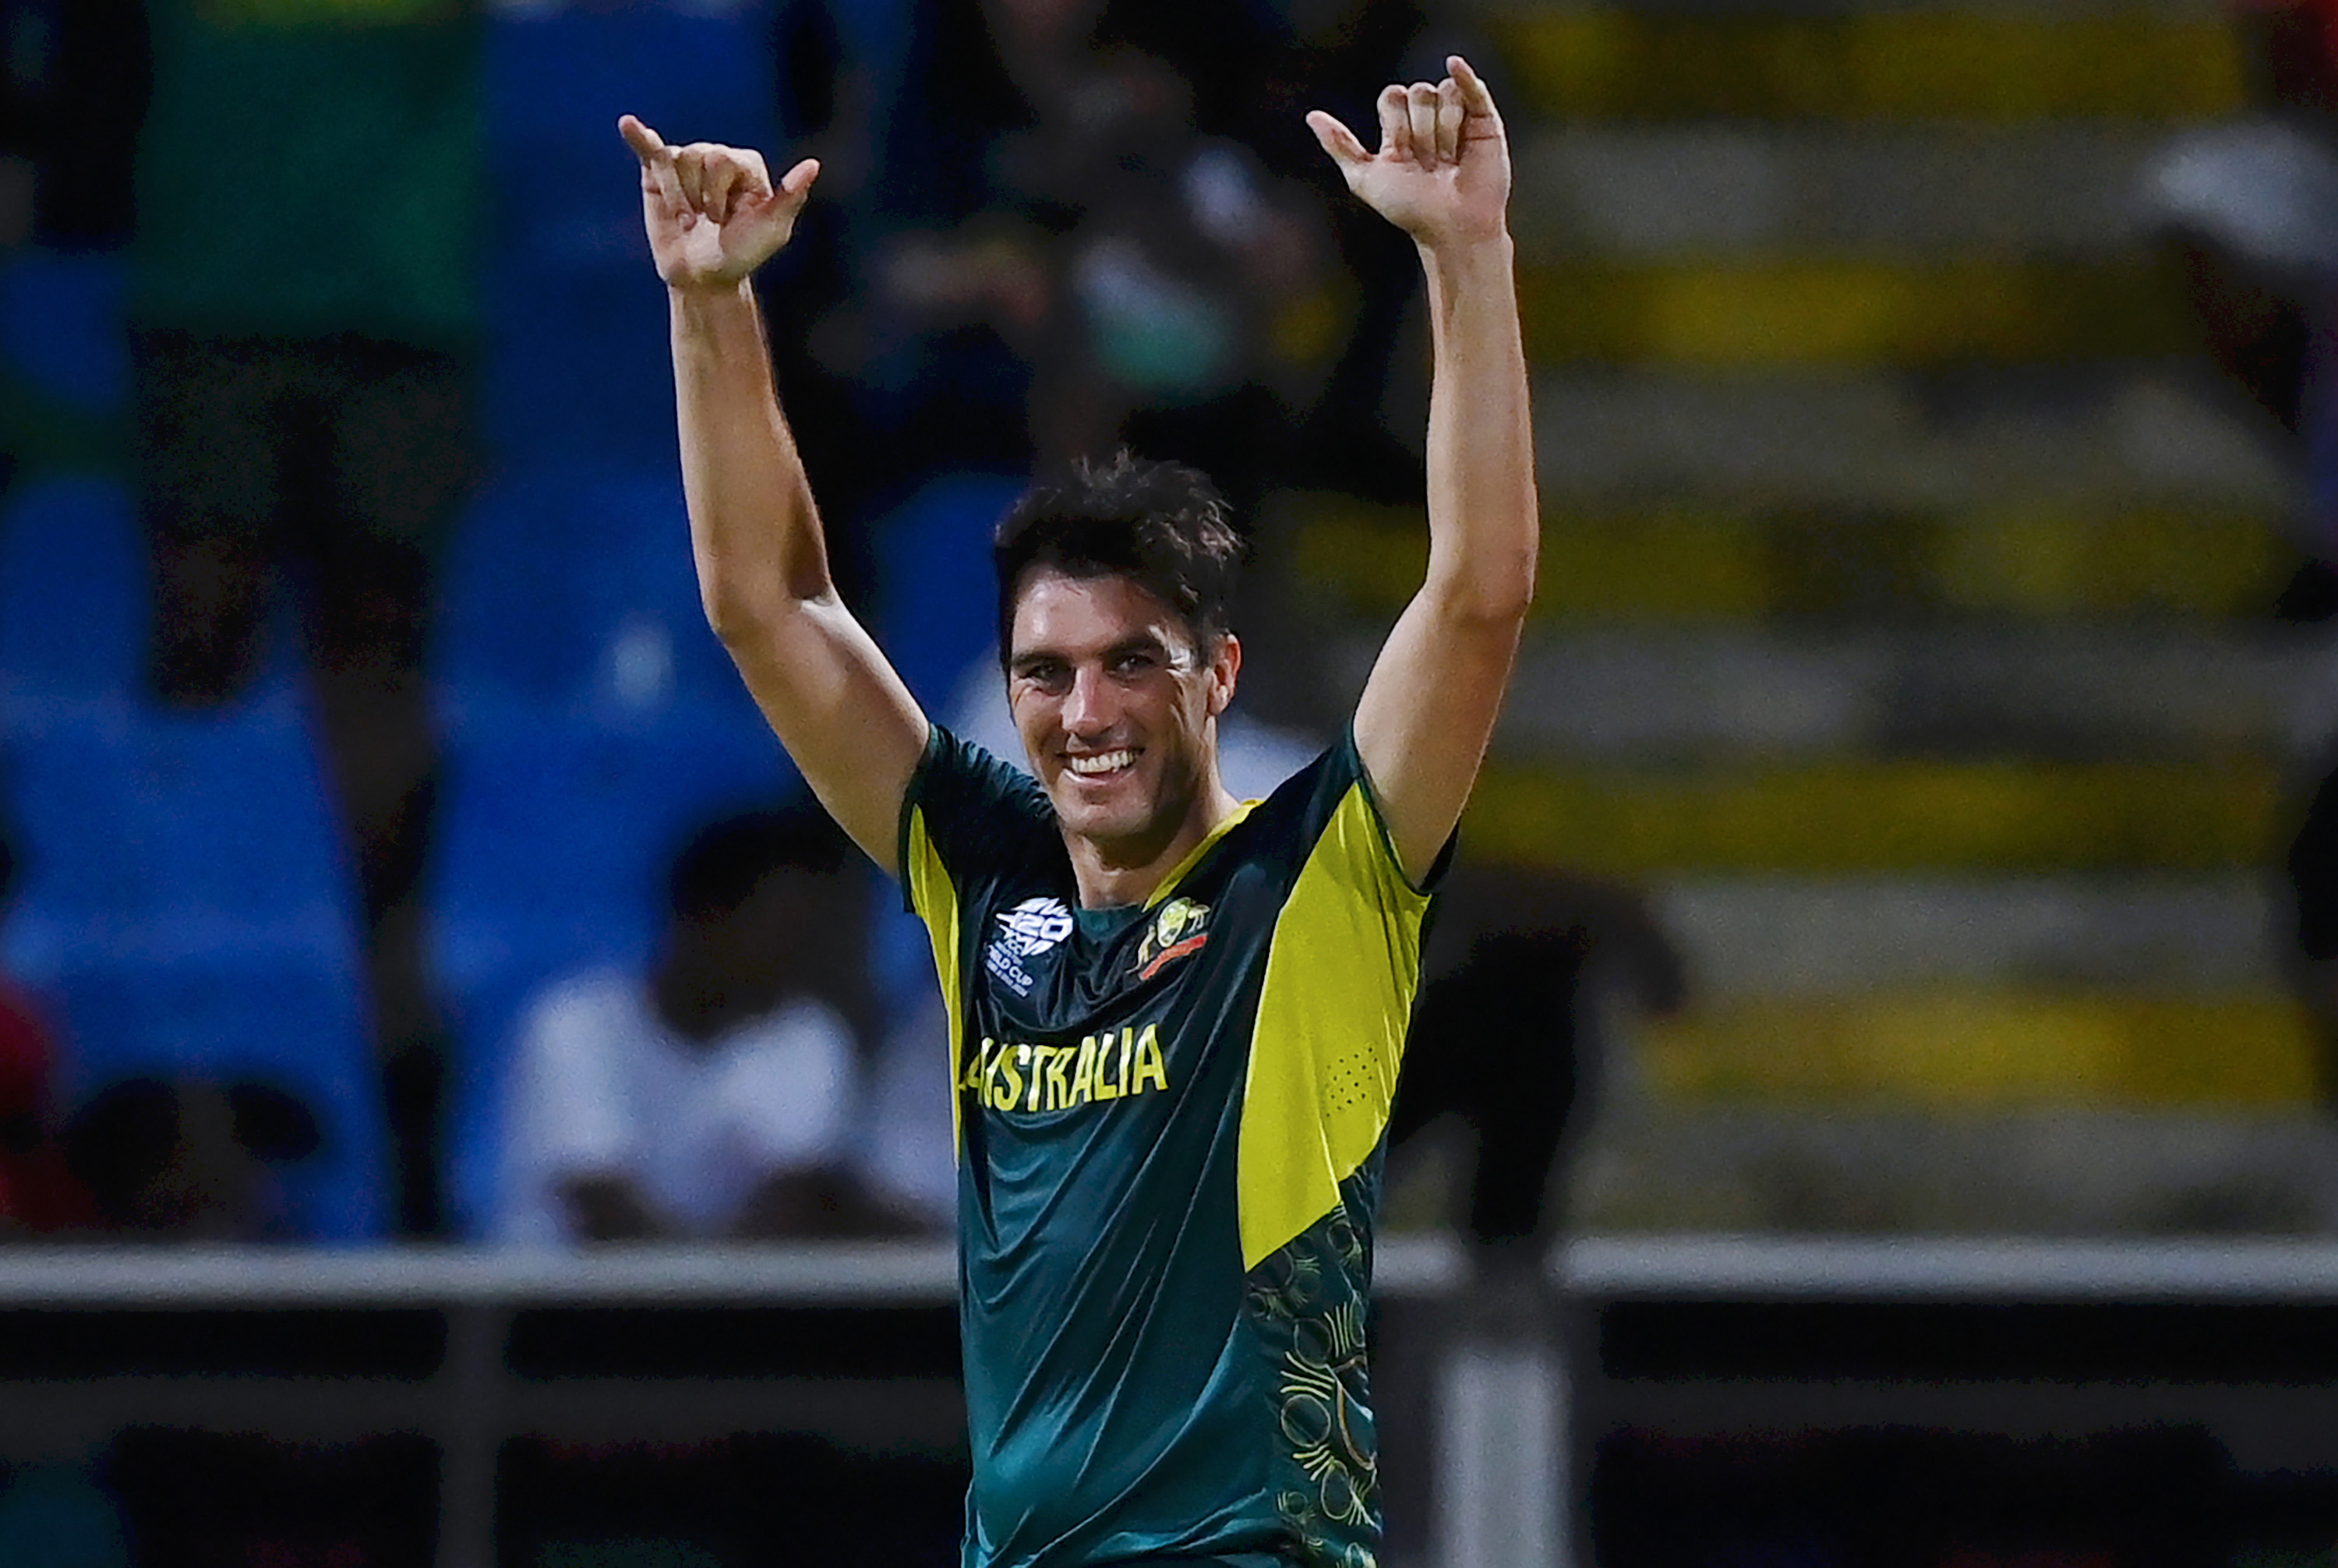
[1250,726,1454,910]
[1233,729,1446,1268]
[896,724,1056,919]
[1342,727,1458,899]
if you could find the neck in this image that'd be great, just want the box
[1064,779,1243,909]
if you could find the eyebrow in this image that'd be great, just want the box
[1019,630,1169,659]
[1008,634,1174,675]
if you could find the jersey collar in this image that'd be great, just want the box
[1141,796,1261,910]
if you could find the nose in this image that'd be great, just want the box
[1061,661,1118,738]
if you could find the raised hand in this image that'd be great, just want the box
[619,114,819,289]
[1306,56,1510,250]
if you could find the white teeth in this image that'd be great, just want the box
[1068,750,1135,775]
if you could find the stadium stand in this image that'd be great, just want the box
[433,466,765,719]
[1276,0,2330,1232]
[0,248,127,415]
[0,475,149,706]
[0,694,384,1239]
[481,0,781,467]
[426,701,802,1238]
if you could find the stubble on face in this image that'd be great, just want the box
[1005,570,1224,870]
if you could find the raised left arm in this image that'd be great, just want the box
[1311,58,1538,881]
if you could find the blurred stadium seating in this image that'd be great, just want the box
[868,469,1026,708]
[1278,0,2325,1173]
[0,0,2314,1241]
[434,465,764,719]
[0,692,383,1240]
[481,0,780,467]
[0,475,148,707]
[427,700,800,1238]
[0,249,128,415]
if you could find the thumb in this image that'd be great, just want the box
[777,157,821,202]
[750,157,821,217]
[1305,110,1370,168]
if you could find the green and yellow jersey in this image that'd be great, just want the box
[899,726,1443,1568]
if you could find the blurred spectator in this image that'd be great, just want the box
[752,0,891,599]
[0,823,94,1236]
[2149,5,2338,1100]
[2140,0,2338,586]
[123,0,484,1234]
[854,997,961,1230]
[1099,0,1440,500]
[494,804,912,1245]
[839,0,1344,521]
[812,0,1061,486]
[58,1078,320,1241]
[1391,863,1688,1266]
[0,0,145,251]
[0,979,90,1237]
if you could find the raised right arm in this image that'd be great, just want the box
[623,115,928,874]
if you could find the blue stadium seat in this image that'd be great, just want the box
[0,475,148,706]
[434,466,757,720]
[0,694,353,936]
[871,470,1025,709]
[486,0,779,238]
[0,249,128,414]
[38,946,387,1241]
[485,264,679,468]
[0,472,307,714]
[432,705,801,994]
[828,0,918,150]
[0,696,385,1239]
[428,700,802,1236]
[482,0,779,464]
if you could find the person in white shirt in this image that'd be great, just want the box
[494,804,893,1245]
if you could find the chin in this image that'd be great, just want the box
[1051,796,1141,843]
[1050,781,1170,851]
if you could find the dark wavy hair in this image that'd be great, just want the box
[992,451,1245,667]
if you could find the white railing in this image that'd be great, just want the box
[2,1234,2335,1568]
[3,1232,2338,1304]
[0,1237,970,1307]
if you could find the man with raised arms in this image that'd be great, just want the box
[621,55,1535,1568]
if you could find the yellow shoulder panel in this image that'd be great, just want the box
[904,807,967,1163]
[1235,782,1434,1269]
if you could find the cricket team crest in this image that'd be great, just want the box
[1137,896,1212,980]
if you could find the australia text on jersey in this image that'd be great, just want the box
[960,1026,1171,1114]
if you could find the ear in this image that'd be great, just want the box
[1206,632,1241,718]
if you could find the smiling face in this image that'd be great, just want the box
[1006,568,1240,867]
